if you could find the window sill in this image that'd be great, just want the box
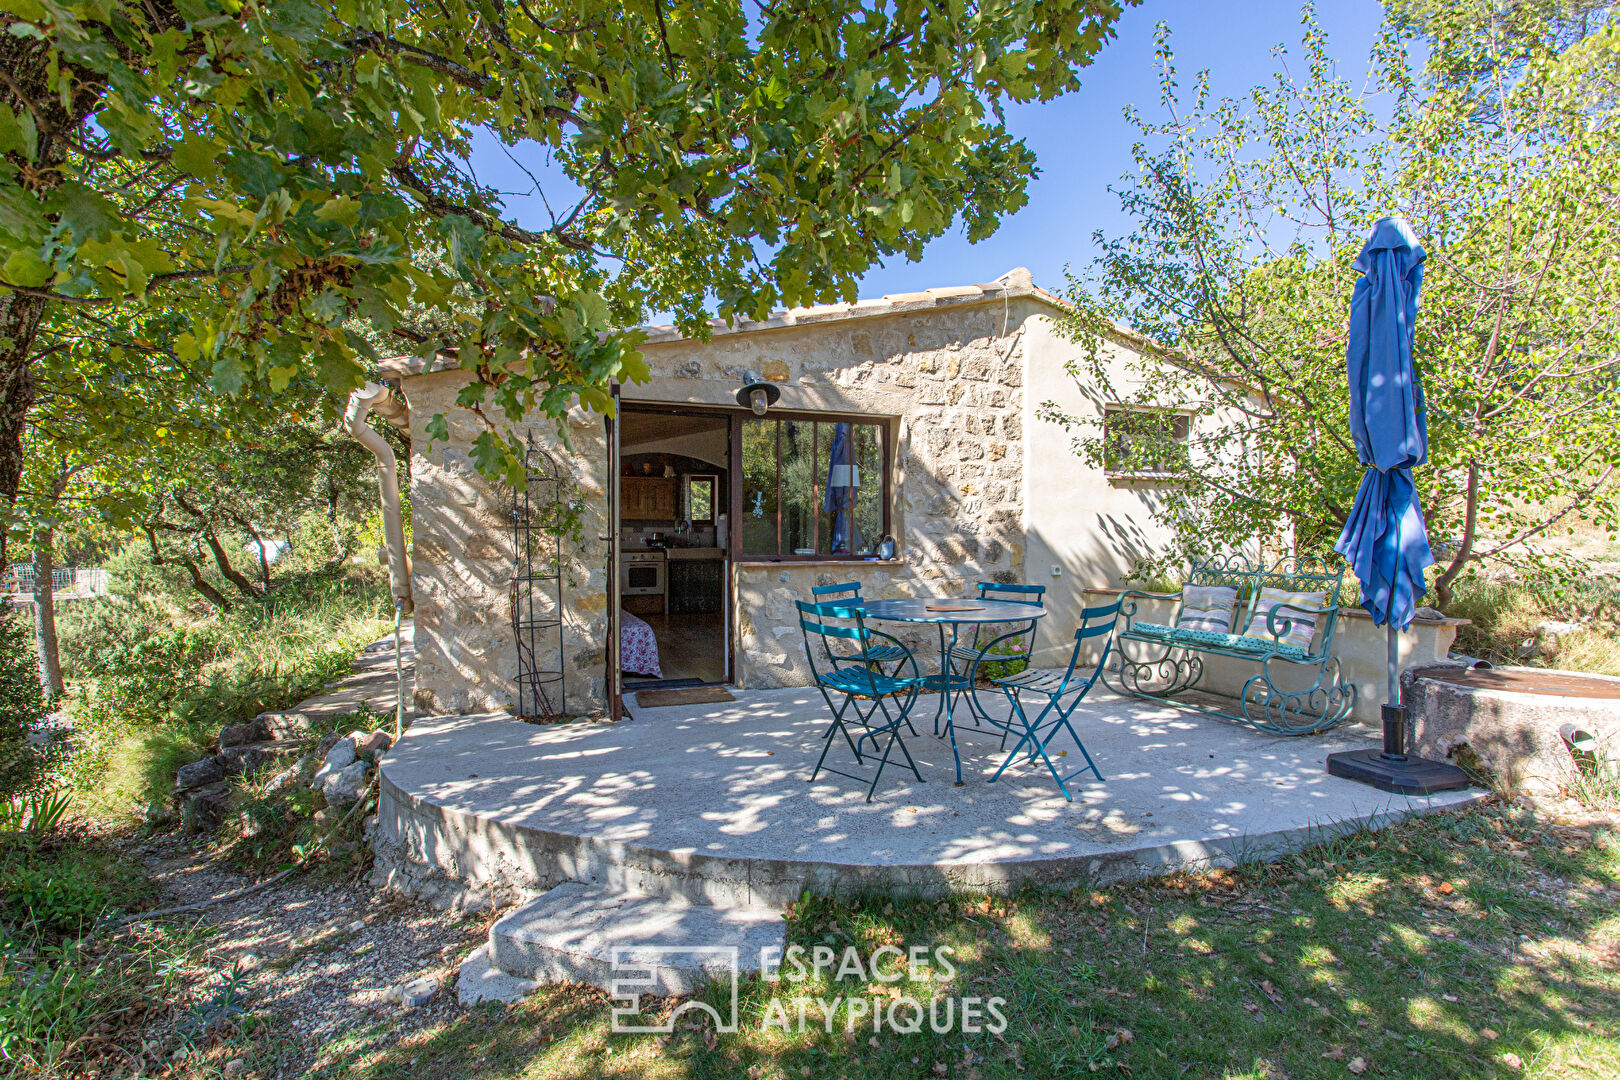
[1106,472,1179,484]
[733,558,906,568]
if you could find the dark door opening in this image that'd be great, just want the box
[618,407,731,688]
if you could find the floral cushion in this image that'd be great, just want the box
[1176,584,1239,634]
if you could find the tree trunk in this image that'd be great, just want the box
[0,305,40,569]
[1432,460,1479,611]
[145,525,232,612]
[234,513,273,587]
[174,491,261,598]
[203,528,262,599]
[0,32,109,567]
[30,527,62,700]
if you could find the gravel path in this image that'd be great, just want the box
[135,834,496,1077]
[120,623,497,1077]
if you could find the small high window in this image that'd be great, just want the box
[1103,407,1190,478]
[684,475,716,524]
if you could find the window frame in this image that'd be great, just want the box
[1102,405,1192,481]
[683,473,718,525]
[617,401,896,563]
[732,410,893,563]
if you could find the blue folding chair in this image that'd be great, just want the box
[988,601,1121,800]
[941,581,1047,734]
[810,582,908,669]
[796,600,926,801]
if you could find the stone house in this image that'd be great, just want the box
[374,268,1242,717]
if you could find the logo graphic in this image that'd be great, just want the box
[610,945,741,1034]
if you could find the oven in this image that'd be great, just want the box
[622,550,667,596]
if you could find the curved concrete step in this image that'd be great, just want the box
[468,882,785,1001]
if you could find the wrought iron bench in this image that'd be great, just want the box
[1101,555,1357,735]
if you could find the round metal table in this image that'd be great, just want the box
[858,597,1047,785]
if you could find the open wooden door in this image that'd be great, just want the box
[604,383,625,720]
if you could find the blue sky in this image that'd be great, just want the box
[467,1,1388,304]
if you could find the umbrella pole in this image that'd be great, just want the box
[1327,619,1468,795]
[1384,624,1405,758]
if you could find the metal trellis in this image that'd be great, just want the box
[511,433,567,721]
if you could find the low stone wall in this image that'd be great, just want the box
[1081,588,1464,727]
[1406,666,1620,797]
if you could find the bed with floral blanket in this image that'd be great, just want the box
[620,610,663,678]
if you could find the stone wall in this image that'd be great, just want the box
[402,373,612,716]
[399,290,1060,713]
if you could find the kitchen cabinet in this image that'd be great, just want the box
[622,477,678,519]
[667,557,724,614]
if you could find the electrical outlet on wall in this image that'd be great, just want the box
[1051,564,1063,577]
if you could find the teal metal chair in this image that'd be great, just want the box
[810,582,908,669]
[989,601,1121,800]
[939,581,1047,735]
[796,600,926,801]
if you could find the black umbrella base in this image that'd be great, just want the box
[1326,749,1472,796]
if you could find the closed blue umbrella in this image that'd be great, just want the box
[1334,215,1434,634]
[824,422,859,554]
[1327,216,1468,795]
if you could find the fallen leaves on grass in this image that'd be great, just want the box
[1348,1055,1369,1074]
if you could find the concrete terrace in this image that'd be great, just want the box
[375,687,1483,909]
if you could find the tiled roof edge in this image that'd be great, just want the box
[377,268,1064,379]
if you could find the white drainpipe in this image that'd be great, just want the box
[345,383,413,614]
[345,382,414,736]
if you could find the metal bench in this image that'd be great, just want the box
[1102,554,1357,735]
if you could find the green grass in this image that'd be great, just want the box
[63,568,393,824]
[182,802,1620,1080]
[1439,575,1620,674]
[0,568,393,1077]
[0,829,206,1075]
[0,832,158,939]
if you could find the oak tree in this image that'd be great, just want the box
[0,0,1132,565]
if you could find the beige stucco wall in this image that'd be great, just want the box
[1020,315,1258,668]
[396,285,1161,714]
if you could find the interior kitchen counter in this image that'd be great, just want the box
[665,547,724,560]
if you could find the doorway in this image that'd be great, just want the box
[617,408,730,688]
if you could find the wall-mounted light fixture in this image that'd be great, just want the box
[735,371,781,417]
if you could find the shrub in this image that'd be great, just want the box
[0,602,49,799]
[54,595,172,680]
[63,568,390,823]
[0,835,155,940]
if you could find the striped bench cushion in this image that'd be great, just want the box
[1176,583,1239,634]
[1243,588,1326,651]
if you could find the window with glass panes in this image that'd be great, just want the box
[738,418,887,558]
